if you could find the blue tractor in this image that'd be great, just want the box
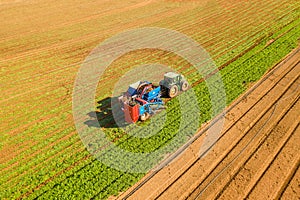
[119,72,188,123]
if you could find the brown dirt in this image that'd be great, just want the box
[117,47,300,200]
[280,164,300,200]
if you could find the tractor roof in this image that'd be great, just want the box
[164,72,179,79]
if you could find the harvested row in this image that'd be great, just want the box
[0,0,157,42]
[1,0,296,83]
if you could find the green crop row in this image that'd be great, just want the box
[22,17,300,200]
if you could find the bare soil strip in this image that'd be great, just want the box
[246,123,299,199]
[118,48,300,200]
[280,162,300,200]
[187,94,300,199]
[216,111,300,199]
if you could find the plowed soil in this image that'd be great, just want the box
[118,47,300,200]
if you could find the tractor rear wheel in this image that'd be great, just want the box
[181,81,189,91]
[168,85,179,98]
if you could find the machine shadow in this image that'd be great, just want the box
[84,96,127,129]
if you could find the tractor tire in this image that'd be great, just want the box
[181,81,189,91]
[140,112,150,121]
[168,85,179,98]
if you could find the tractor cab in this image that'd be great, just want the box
[164,74,177,85]
[159,72,189,98]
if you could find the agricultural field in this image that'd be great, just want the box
[1,0,300,199]
[120,46,300,200]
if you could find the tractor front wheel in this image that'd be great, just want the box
[168,85,179,98]
[181,81,189,91]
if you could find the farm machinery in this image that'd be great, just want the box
[118,72,189,123]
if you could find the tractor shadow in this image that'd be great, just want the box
[84,96,127,128]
